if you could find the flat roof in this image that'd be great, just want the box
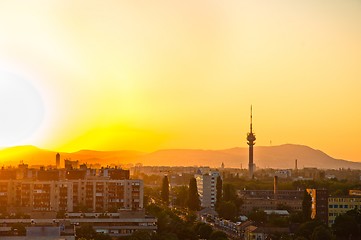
[0,218,157,224]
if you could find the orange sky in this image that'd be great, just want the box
[0,0,361,162]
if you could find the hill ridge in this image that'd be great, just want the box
[0,144,360,169]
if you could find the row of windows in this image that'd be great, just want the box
[329,198,361,202]
[329,204,349,209]
[329,212,343,217]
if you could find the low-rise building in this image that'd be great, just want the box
[239,190,303,214]
[0,211,157,238]
[328,195,361,227]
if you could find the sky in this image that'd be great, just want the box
[0,0,361,162]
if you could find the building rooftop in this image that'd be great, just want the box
[264,210,289,215]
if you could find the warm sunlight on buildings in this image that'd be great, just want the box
[0,1,361,162]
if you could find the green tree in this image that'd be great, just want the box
[310,225,332,240]
[217,201,237,221]
[294,237,308,240]
[185,211,197,225]
[194,222,213,239]
[222,183,237,202]
[209,230,228,240]
[187,178,200,211]
[215,175,223,209]
[296,220,324,239]
[154,232,179,240]
[302,190,312,221]
[129,230,153,240]
[268,213,289,227]
[248,209,267,224]
[173,185,188,207]
[146,203,197,240]
[289,211,304,224]
[220,183,242,217]
[95,232,112,240]
[161,176,170,205]
[332,211,360,240]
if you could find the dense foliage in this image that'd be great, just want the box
[76,224,112,240]
[333,209,361,240]
[161,176,170,205]
[302,190,312,221]
[215,175,222,209]
[187,178,201,211]
[215,183,242,220]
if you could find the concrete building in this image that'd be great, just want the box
[195,168,220,208]
[240,191,303,214]
[307,189,329,224]
[0,164,154,239]
[0,211,157,238]
[0,178,143,213]
[239,178,304,214]
[274,169,292,179]
[328,195,361,227]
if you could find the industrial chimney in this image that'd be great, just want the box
[274,175,278,199]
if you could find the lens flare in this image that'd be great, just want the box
[0,72,44,146]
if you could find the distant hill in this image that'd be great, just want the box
[0,144,360,169]
[0,146,144,167]
[139,144,361,169]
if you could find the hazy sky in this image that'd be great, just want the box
[0,0,361,161]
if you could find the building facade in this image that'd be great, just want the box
[0,178,143,213]
[328,196,361,227]
[307,189,329,224]
[195,169,220,208]
[239,189,303,214]
[0,213,157,238]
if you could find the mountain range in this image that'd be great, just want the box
[0,144,360,170]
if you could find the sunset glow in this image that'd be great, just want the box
[1,0,361,161]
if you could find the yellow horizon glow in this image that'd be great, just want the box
[0,0,361,162]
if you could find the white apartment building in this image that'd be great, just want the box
[195,168,220,208]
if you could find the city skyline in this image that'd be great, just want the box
[1,1,361,163]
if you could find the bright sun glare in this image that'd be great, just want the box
[0,72,44,147]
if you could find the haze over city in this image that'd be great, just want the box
[1,0,361,164]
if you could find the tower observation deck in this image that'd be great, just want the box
[247,106,256,178]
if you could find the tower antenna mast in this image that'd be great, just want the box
[250,105,253,133]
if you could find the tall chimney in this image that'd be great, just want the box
[56,153,60,169]
[274,176,278,199]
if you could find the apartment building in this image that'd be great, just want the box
[195,168,220,208]
[239,190,303,214]
[0,164,142,214]
[0,178,143,213]
[307,188,329,224]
